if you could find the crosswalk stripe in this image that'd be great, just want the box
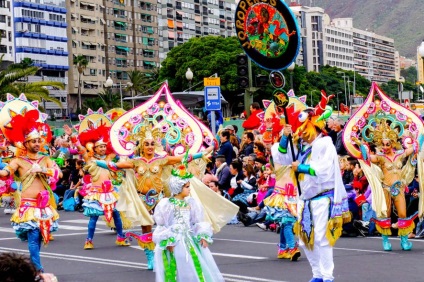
[61,219,107,226]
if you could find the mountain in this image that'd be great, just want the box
[297,0,424,59]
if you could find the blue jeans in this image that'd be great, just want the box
[279,221,296,249]
[28,229,43,271]
[87,210,124,240]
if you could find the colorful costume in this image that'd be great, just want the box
[342,83,424,251]
[277,91,349,282]
[264,151,299,261]
[76,109,129,249]
[0,94,59,272]
[153,165,224,282]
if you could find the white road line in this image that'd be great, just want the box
[0,247,278,282]
[60,219,107,226]
[57,225,92,231]
[0,227,15,233]
[130,246,269,260]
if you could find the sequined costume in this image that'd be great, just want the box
[10,157,59,245]
[153,197,224,282]
[263,155,299,260]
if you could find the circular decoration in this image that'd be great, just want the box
[269,71,285,88]
[235,0,300,70]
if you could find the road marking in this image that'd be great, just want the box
[58,225,91,231]
[0,247,279,282]
[0,227,15,233]
[215,237,395,254]
[130,246,269,260]
[61,219,107,226]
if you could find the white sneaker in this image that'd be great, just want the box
[247,207,260,213]
[4,208,11,214]
[256,222,267,231]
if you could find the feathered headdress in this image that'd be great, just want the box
[3,108,52,150]
[293,90,334,141]
[78,119,114,155]
[169,163,193,196]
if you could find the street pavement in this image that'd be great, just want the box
[1,211,423,282]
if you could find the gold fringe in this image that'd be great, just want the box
[10,207,59,224]
[13,190,21,208]
[294,221,314,251]
[263,194,286,207]
[342,211,352,224]
[398,222,415,237]
[375,225,391,236]
[137,240,155,250]
[326,217,343,247]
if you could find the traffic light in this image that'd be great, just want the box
[256,74,268,87]
[236,54,249,89]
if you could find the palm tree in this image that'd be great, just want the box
[73,55,89,112]
[126,70,149,107]
[5,81,64,109]
[83,89,123,111]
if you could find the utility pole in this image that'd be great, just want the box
[244,58,258,116]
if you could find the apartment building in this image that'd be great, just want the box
[67,0,159,111]
[289,5,324,72]
[0,0,13,64]
[158,0,236,61]
[332,18,395,83]
[13,0,69,117]
[323,20,354,71]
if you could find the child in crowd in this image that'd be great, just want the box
[153,165,224,282]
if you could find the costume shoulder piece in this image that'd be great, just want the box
[0,94,52,156]
[109,82,217,157]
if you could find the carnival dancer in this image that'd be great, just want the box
[278,92,350,282]
[64,115,130,250]
[153,163,224,282]
[99,124,214,270]
[0,99,60,274]
[352,120,418,251]
[342,83,424,252]
[266,145,300,261]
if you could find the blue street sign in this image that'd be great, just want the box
[204,86,221,111]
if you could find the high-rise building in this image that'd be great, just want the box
[67,0,159,112]
[332,18,395,83]
[289,5,324,72]
[157,0,236,61]
[323,19,354,71]
[0,0,13,65]
[13,0,69,117]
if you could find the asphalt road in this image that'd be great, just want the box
[1,210,424,282]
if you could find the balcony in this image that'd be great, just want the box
[166,3,173,7]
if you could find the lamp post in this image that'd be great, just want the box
[336,92,341,117]
[287,62,295,90]
[337,71,348,106]
[127,82,134,108]
[105,76,123,109]
[185,68,193,94]
[418,41,424,100]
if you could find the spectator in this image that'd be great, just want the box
[326,116,337,145]
[242,102,264,131]
[232,164,257,213]
[239,132,254,157]
[216,130,234,165]
[342,157,355,185]
[0,252,57,282]
[225,125,241,144]
[334,118,347,155]
[208,180,220,194]
[228,160,244,197]
[214,155,231,192]
[230,135,240,157]
[253,141,266,159]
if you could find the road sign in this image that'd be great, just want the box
[204,86,221,111]
[204,77,221,86]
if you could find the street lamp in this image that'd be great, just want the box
[287,62,295,89]
[337,71,348,106]
[418,41,424,100]
[185,68,193,94]
[127,81,134,108]
[104,76,123,109]
[336,92,341,117]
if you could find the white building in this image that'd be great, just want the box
[157,0,236,61]
[0,0,14,63]
[323,18,354,71]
